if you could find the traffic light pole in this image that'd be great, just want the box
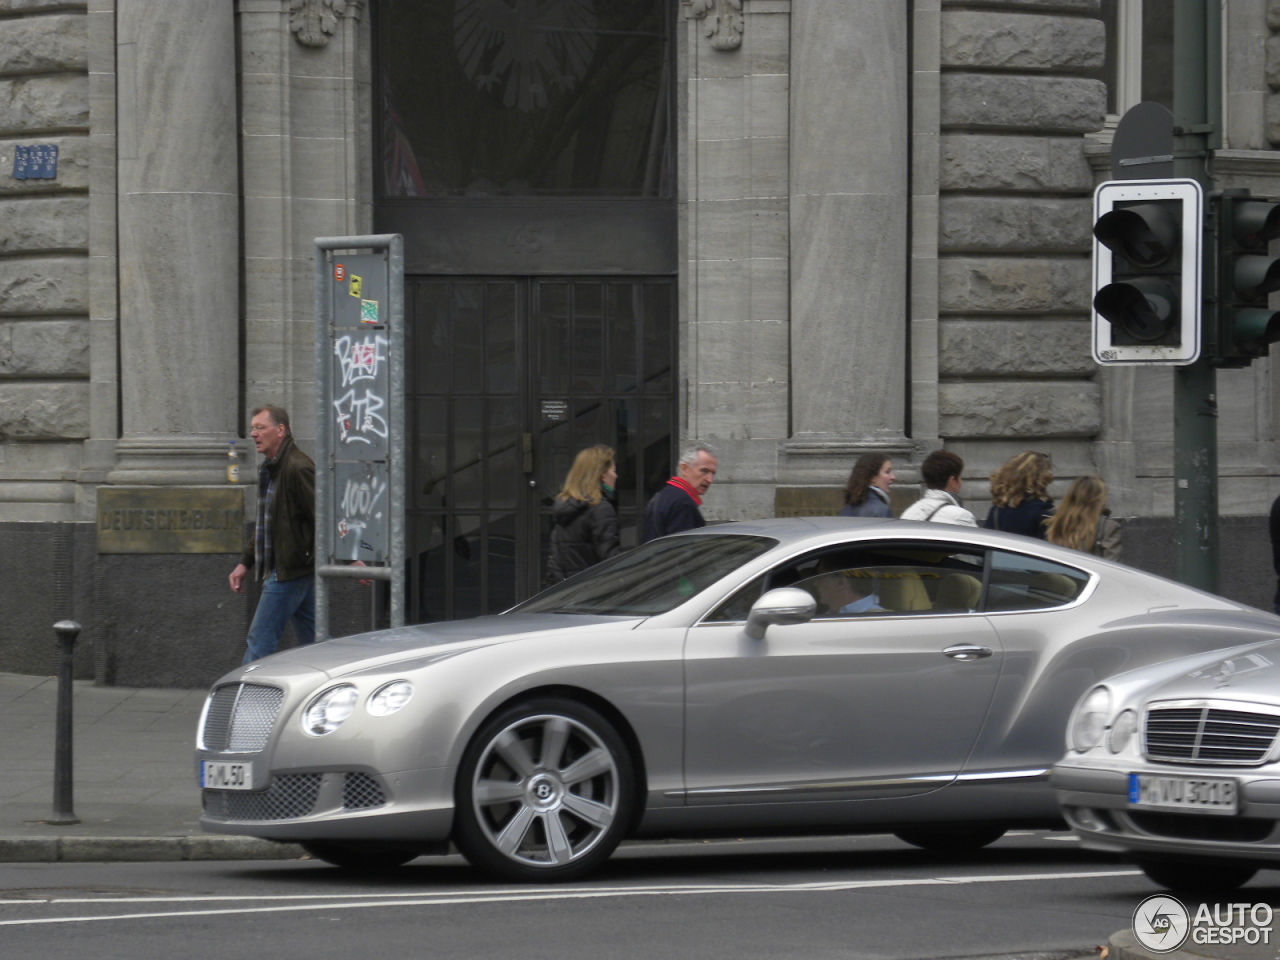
[1171,0,1221,593]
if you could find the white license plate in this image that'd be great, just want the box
[1129,773,1237,814]
[201,761,254,791]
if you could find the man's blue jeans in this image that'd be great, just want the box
[243,571,316,663]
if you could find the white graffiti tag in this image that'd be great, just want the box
[332,388,388,445]
[337,474,388,541]
[335,333,388,387]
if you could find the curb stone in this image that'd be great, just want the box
[0,836,305,863]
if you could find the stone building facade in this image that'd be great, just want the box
[1,0,1278,687]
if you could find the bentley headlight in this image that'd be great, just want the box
[367,680,414,717]
[1108,708,1138,754]
[1068,686,1111,752]
[303,684,359,736]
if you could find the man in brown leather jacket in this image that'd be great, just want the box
[228,405,316,662]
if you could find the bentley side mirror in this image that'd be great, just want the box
[745,587,816,640]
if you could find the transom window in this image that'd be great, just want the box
[376,0,674,198]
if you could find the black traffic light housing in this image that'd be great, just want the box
[1092,179,1202,365]
[1213,190,1280,366]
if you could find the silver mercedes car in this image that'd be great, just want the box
[1054,639,1280,894]
[196,517,1280,882]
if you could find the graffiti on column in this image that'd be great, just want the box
[332,332,390,447]
[335,466,389,558]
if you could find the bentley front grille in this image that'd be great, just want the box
[200,683,284,753]
[1144,704,1280,765]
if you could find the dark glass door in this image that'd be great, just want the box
[407,277,675,622]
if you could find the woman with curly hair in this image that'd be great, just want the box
[547,445,621,582]
[983,451,1054,539]
[840,452,896,518]
[1045,474,1121,560]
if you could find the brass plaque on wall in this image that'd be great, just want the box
[97,487,245,554]
[774,487,844,518]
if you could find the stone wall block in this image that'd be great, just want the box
[941,74,1105,133]
[0,134,88,194]
[1267,34,1280,90]
[939,196,1092,254]
[940,134,1092,192]
[0,256,87,315]
[939,257,1091,314]
[938,319,1094,377]
[0,197,88,254]
[1267,93,1280,147]
[939,380,1100,439]
[941,11,1103,72]
[0,14,87,76]
[0,75,88,134]
[0,381,90,439]
[0,319,88,375]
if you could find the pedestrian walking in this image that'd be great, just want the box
[900,450,976,526]
[840,453,895,518]
[641,442,718,542]
[228,405,316,663]
[1044,474,1121,561]
[548,444,621,582]
[983,451,1054,539]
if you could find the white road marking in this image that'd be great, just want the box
[0,869,1140,927]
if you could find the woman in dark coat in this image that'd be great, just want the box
[840,453,896,518]
[547,444,621,583]
[984,451,1054,539]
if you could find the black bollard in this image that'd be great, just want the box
[48,619,81,825]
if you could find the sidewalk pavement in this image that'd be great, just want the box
[0,671,301,863]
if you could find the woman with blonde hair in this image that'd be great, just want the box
[548,444,621,582]
[1045,474,1121,561]
[983,451,1054,539]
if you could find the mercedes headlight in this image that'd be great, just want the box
[1107,709,1138,753]
[303,684,359,736]
[1068,686,1111,753]
[367,680,414,717]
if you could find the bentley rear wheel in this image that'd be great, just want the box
[894,825,1007,852]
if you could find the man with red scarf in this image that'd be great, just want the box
[641,442,718,543]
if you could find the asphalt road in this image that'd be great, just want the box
[0,831,1218,960]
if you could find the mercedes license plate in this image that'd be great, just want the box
[201,761,254,790]
[1129,773,1237,814]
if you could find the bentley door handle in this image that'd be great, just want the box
[943,643,993,661]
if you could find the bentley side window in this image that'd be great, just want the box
[702,542,987,622]
[985,551,1089,612]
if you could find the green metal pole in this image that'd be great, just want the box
[1172,0,1219,593]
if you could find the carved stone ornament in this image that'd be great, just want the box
[688,0,744,52]
[290,0,345,48]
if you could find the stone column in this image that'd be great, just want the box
[108,0,239,483]
[782,0,911,483]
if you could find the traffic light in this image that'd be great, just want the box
[1092,179,1203,365]
[1214,190,1280,366]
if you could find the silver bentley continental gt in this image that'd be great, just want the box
[1054,639,1280,894]
[196,517,1280,882]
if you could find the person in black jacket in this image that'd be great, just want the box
[983,450,1054,539]
[548,445,621,583]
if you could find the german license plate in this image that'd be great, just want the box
[1129,773,1237,814]
[201,761,254,790]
